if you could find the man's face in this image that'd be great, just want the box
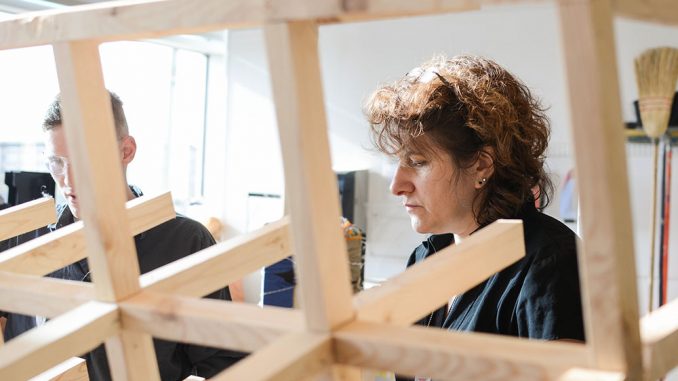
[44,126,80,218]
[44,125,137,219]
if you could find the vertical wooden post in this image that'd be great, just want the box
[52,40,160,381]
[265,20,357,381]
[558,0,642,378]
[264,20,354,333]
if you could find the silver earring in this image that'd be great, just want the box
[478,178,487,185]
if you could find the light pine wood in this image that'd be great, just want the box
[0,197,55,241]
[0,0,544,51]
[119,291,305,352]
[0,271,93,317]
[53,40,142,301]
[641,298,678,380]
[210,333,333,381]
[140,216,292,297]
[556,368,625,381]
[613,0,678,26]
[29,357,89,381]
[558,0,641,377]
[0,0,341,50]
[104,330,159,381]
[334,321,589,381]
[354,219,524,326]
[0,302,118,381]
[0,0,675,380]
[265,20,354,334]
[53,40,160,380]
[0,223,86,276]
[0,192,175,277]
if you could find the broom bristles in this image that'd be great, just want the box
[635,47,678,139]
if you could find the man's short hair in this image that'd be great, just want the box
[42,91,129,138]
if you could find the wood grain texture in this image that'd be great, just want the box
[0,0,548,50]
[120,291,304,353]
[265,20,354,334]
[0,302,118,381]
[641,298,678,380]
[0,0,341,50]
[53,40,160,381]
[104,330,160,381]
[0,271,93,317]
[555,368,625,381]
[0,192,174,277]
[210,333,332,381]
[141,217,291,297]
[335,321,589,381]
[558,0,642,377]
[354,220,524,325]
[0,197,55,241]
[29,357,89,381]
[613,0,678,26]
[54,40,142,301]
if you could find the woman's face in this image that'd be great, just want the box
[390,143,479,236]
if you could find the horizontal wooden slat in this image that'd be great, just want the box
[0,0,340,50]
[0,0,551,50]
[641,298,678,380]
[354,219,524,325]
[0,271,94,317]
[28,357,88,381]
[119,291,304,352]
[334,321,589,381]
[0,197,55,241]
[210,332,332,381]
[140,217,292,297]
[0,192,174,276]
[0,301,118,381]
[555,368,625,381]
[613,0,678,26]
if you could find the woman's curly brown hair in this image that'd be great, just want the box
[365,55,553,226]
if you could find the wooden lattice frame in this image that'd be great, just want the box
[0,0,676,380]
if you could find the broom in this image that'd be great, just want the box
[634,47,678,313]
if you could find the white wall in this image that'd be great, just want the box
[222,2,678,340]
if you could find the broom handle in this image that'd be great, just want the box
[649,139,659,312]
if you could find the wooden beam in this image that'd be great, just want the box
[613,0,678,26]
[0,0,341,50]
[141,217,292,297]
[558,0,642,377]
[53,40,159,380]
[354,220,524,325]
[29,357,88,381]
[104,330,159,381]
[0,192,174,277]
[54,39,143,300]
[210,333,332,381]
[556,368,625,381]
[119,291,304,353]
[0,301,118,381]
[333,0,480,23]
[0,0,534,51]
[265,20,354,334]
[334,321,590,381]
[641,298,678,380]
[0,271,93,317]
[0,197,55,241]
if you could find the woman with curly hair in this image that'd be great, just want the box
[365,55,584,379]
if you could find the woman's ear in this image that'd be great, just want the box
[120,135,137,166]
[474,146,495,189]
